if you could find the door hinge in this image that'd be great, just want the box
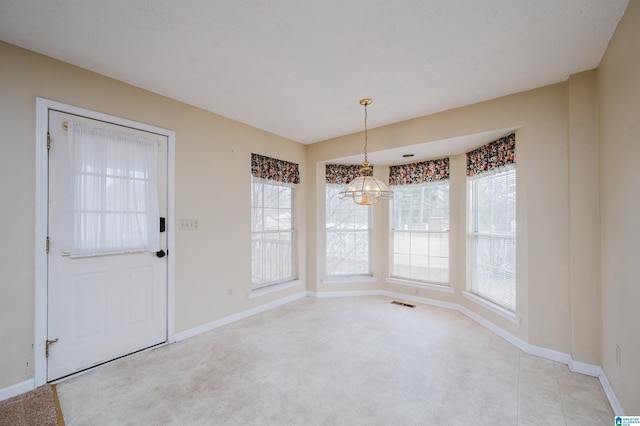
[46,338,59,358]
[47,132,51,150]
[46,237,50,253]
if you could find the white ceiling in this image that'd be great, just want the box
[0,0,629,146]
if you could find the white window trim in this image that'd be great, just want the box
[385,278,454,294]
[251,177,297,289]
[322,275,376,285]
[467,164,517,312]
[248,279,303,299]
[462,291,520,324]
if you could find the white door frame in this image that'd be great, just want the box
[34,97,176,386]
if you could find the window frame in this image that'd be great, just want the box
[390,181,450,285]
[67,121,161,257]
[251,176,296,289]
[325,183,372,278]
[467,165,516,312]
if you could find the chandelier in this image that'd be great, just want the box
[339,98,393,205]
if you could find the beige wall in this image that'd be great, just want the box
[0,41,307,389]
[307,83,576,348]
[1,1,637,410]
[568,70,601,366]
[598,0,640,414]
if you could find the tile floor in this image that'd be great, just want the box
[56,296,613,425]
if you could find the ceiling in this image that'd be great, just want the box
[0,0,629,147]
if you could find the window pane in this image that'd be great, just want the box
[391,182,450,284]
[252,182,263,207]
[469,166,516,311]
[279,186,291,208]
[279,208,292,230]
[264,184,279,208]
[263,208,279,231]
[251,207,263,232]
[326,183,371,276]
[69,123,159,257]
[251,177,295,288]
[354,208,369,229]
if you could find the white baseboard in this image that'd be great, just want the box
[566,361,625,415]
[0,379,35,402]
[309,290,382,298]
[568,359,602,377]
[599,370,625,416]
[174,291,307,341]
[457,303,529,353]
[527,344,573,365]
[381,290,459,310]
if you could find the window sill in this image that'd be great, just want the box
[462,291,520,325]
[322,275,376,285]
[386,278,454,294]
[248,279,303,299]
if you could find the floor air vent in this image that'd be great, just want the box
[391,300,415,308]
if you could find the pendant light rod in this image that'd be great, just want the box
[360,98,372,170]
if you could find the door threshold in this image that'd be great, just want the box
[49,340,168,384]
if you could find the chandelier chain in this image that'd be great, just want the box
[363,102,368,163]
[338,97,393,205]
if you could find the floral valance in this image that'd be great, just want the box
[251,153,300,184]
[466,133,516,176]
[388,157,450,186]
[325,164,372,184]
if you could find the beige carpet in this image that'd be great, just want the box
[0,384,64,426]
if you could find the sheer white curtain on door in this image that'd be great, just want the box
[67,121,160,257]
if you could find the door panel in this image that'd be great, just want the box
[47,110,168,381]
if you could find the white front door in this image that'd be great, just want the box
[46,110,168,381]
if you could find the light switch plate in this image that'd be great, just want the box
[179,218,199,231]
